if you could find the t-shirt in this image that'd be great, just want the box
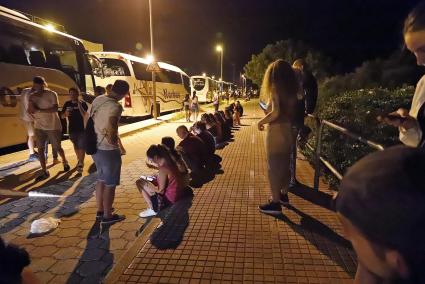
[178,134,207,164]
[19,88,34,122]
[31,89,62,131]
[213,93,219,105]
[62,100,88,133]
[91,95,123,151]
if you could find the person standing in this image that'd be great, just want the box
[213,91,219,112]
[27,76,70,181]
[382,2,425,148]
[19,87,38,161]
[62,88,88,173]
[183,93,191,122]
[91,80,128,225]
[257,60,299,215]
[191,91,199,121]
[289,59,318,188]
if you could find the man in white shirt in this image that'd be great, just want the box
[91,80,129,225]
[19,87,37,161]
[27,76,70,181]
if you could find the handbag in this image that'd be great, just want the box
[84,100,112,155]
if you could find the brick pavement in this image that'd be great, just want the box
[106,101,357,283]
[0,100,357,283]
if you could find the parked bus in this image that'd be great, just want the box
[0,5,97,149]
[91,52,190,117]
[190,75,218,103]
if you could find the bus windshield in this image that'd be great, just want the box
[193,78,206,91]
[101,58,130,76]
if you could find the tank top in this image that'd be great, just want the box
[161,166,183,204]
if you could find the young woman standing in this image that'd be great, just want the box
[257,60,299,215]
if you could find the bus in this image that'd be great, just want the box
[91,52,191,117]
[190,75,218,103]
[0,5,97,149]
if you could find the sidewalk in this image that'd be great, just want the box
[0,100,356,283]
[106,102,357,283]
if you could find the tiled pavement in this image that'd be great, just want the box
[107,102,357,283]
[0,100,357,283]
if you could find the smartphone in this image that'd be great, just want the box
[140,175,154,182]
[383,114,407,123]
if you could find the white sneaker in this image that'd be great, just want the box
[139,208,157,218]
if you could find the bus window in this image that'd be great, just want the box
[44,33,80,84]
[0,19,44,66]
[131,61,151,81]
[193,78,206,91]
[101,58,130,77]
[157,69,182,84]
[182,75,190,93]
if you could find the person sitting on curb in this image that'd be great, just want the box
[161,136,190,175]
[336,146,425,284]
[136,144,190,218]
[176,125,207,173]
[192,121,216,157]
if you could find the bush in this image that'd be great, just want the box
[304,87,414,186]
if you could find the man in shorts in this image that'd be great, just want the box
[62,87,88,173]
[19,85,38,161]
[91,80,129,225]
[27,76,70,181]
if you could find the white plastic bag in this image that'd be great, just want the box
[30,217,61,234]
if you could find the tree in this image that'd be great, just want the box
[243,39,331,86]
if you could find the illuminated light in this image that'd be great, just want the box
[212,76,215,79]
[146,54,154,64]
[30,46,37,51]
[216,45,223,52]
[202,72,206,77]
[219,78,222,81]
[45,24,55,32]
[135,42,143,51]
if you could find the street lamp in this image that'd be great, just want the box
[241,74,247,96]
[148,0,158,119]
[215,44,223,82]
[202,72,206,77]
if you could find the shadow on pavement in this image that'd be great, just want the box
[290,183,336,212]
[150,194,193,250]
[67,220,114,283]
[274,205,357,277]
[0,174,97,235]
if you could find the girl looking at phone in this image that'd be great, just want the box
[136,144,189,218]
[382,3,425,147]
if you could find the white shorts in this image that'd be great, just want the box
[22,121,35,136]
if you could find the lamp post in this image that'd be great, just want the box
[216,44,223,82]
[148,0,158,119]
[241,74,246,96]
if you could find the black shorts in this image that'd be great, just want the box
[69,132,86,150]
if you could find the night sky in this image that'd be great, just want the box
[0,0,422,81]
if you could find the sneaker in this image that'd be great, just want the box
[35,171,50,182]
[101,214,126,225]
[258,201,282,215]
[28,154,39,162]
[63,163,70,171]
[96,208,115,220]
[280,193,290,206]
[288,179,300,189]
[139,208,157,218]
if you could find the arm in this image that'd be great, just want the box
[156,168,168,194]
[77,101,87,117]
[106,116,119,146]
[258,95,280,130]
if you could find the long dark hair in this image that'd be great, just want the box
[146,144,179,174]
[404,2,425,35]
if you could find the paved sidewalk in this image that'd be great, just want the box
[107,103,357,283]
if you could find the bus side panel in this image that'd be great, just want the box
[0,63,79,148]
[155,82,185,113]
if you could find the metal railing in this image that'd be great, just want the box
[305,114,384,191]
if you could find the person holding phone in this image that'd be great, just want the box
[257,60,299,215]
[136,144,189,218]
[381,2,425,147]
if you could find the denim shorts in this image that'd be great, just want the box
[92,149,121,187]
[69,132,85,150]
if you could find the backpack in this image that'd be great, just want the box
[84,99,113,155]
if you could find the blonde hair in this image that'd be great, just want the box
[260,59,298,106]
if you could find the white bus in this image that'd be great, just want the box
[0,6,97,149]
[91,52,191,117]
[190,75,218,103]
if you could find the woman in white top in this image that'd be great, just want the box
[383,2,425,147]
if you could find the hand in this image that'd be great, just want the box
[258,122,265,131]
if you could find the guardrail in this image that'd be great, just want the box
[305,114,385,191]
